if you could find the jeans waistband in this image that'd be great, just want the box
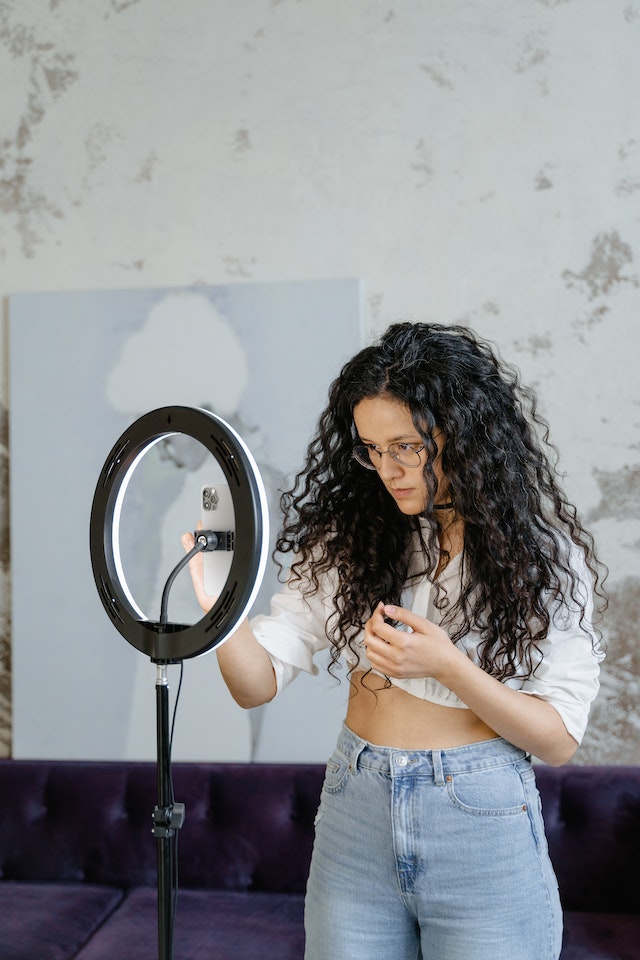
[337,724,529,782]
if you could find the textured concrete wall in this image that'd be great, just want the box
[1,0,639,762]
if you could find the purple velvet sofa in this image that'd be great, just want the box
[1,759,638,960]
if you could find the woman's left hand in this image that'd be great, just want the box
[364,603,580,767]
[363,601,458,681]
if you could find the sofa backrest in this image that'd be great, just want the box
[535,764,640,914]
[0,759,324,894]
[2,759,639,911]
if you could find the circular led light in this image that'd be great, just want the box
[90,406,269,662]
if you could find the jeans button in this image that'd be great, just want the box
[396,755,409,766]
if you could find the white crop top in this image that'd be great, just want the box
[251,539,604,745]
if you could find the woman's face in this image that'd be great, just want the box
[353,394,447,515]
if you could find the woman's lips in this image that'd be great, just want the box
[390,487,414,499]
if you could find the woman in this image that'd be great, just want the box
[184,321,605,960]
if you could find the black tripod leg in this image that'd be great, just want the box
[152,665,184,960]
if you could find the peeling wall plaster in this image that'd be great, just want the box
[589,466,640,523]
[0,402,10,757]
[581,577,640,765]
[563,232,639,300]
[0,9,78,258]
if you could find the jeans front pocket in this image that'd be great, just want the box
[446,758,532,817]
[321,749,352,796]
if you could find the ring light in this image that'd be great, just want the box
[90,406,270,663]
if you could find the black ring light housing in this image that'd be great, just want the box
[90,406,269,663]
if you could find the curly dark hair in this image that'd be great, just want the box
[276,321,606,682]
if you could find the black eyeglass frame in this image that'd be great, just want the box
[352,442,426,470]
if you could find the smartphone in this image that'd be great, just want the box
[200,483,235,598]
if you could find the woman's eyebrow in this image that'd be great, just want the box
[358,434,423,444]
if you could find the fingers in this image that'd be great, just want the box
[181,531,195,552]
[369,601,412,637]
[364,610,400,674]
[365,602,397,647]
[365,604,421,679]
[381,603,422,634]
[181,518,204,552]
[180,529,216,613]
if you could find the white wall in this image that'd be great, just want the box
[1,0,639,763]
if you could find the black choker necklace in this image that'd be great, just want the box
[433,502,454,510]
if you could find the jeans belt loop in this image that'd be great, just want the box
[432,749,445,786]
[349,737,366,775]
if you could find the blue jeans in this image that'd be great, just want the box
[304,724,562,960]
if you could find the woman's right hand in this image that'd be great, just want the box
[181,526,217,613]
[182,526,277,708]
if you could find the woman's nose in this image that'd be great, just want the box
[377,455,404,480]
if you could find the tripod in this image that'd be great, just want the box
[89,407,270,960]
[152,661,185,960]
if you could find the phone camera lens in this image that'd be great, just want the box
[203,486,219,510]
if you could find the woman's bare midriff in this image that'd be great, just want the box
[345,670,499,750]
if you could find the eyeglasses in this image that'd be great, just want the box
[352,442,425,470]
